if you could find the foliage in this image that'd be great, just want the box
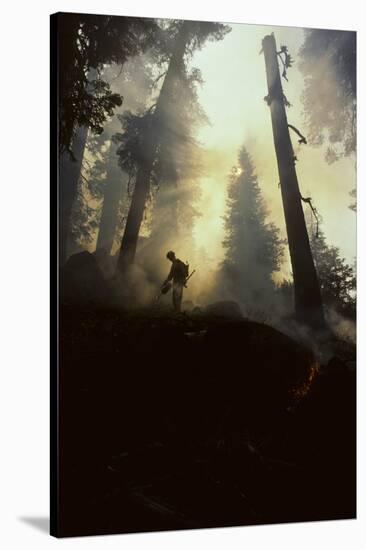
[298,29,356,162]
[153,19,230,64]
[69,174,101,252]
[220,147,285,304]
[68,132,109,250]
[58,13,159,155]
[72,53,159,250]
[308,222,356,318]
[113,19,229,248]
[113,111,154,185]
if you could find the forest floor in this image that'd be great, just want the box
[58,303,356,537]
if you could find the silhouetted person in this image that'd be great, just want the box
[164,251,188,312]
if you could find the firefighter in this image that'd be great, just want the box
[163,251,189,312]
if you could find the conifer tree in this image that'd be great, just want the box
[308,218,356,318]
[220,147,284,306]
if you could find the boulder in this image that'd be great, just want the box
[60,251,108,305]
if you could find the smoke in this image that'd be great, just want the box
[115,260,158,309]
[327,308,356,344]
[68,23,356,345]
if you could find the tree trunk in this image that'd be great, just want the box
[262,33,325,328]
[96,141,126,254]
[117,23,189,275]
[150,158,179,246]
[59,125,88,266]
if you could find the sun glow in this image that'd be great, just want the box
[187,23,356,281]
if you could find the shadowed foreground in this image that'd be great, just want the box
[58,305,356,537]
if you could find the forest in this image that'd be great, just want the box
[52,13,356,537]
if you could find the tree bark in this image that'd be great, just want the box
[96,141,126,254]
[262,33,325,328]
[59,125,88,266]
[117,23,189,275]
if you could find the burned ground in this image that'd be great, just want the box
[58,304,356,537]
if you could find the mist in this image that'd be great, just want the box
[62,18,356,334]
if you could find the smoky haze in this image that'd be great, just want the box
[191,24,356,275]
[68,20,356,338]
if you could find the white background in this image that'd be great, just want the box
[0,0,364,548]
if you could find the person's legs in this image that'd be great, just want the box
[173,281,184,312]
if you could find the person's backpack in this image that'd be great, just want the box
[176,259,189,280]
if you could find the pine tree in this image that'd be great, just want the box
[220,147,284,307]
[307,218,356,319]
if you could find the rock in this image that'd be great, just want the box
[60,251,109,305]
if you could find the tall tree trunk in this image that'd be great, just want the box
[150,159,179,245]
[262,33,325,328]
[96,141,126,254]
[117,23,189,275]
[59,125,88,265]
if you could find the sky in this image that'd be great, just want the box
[187,22,356,279]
